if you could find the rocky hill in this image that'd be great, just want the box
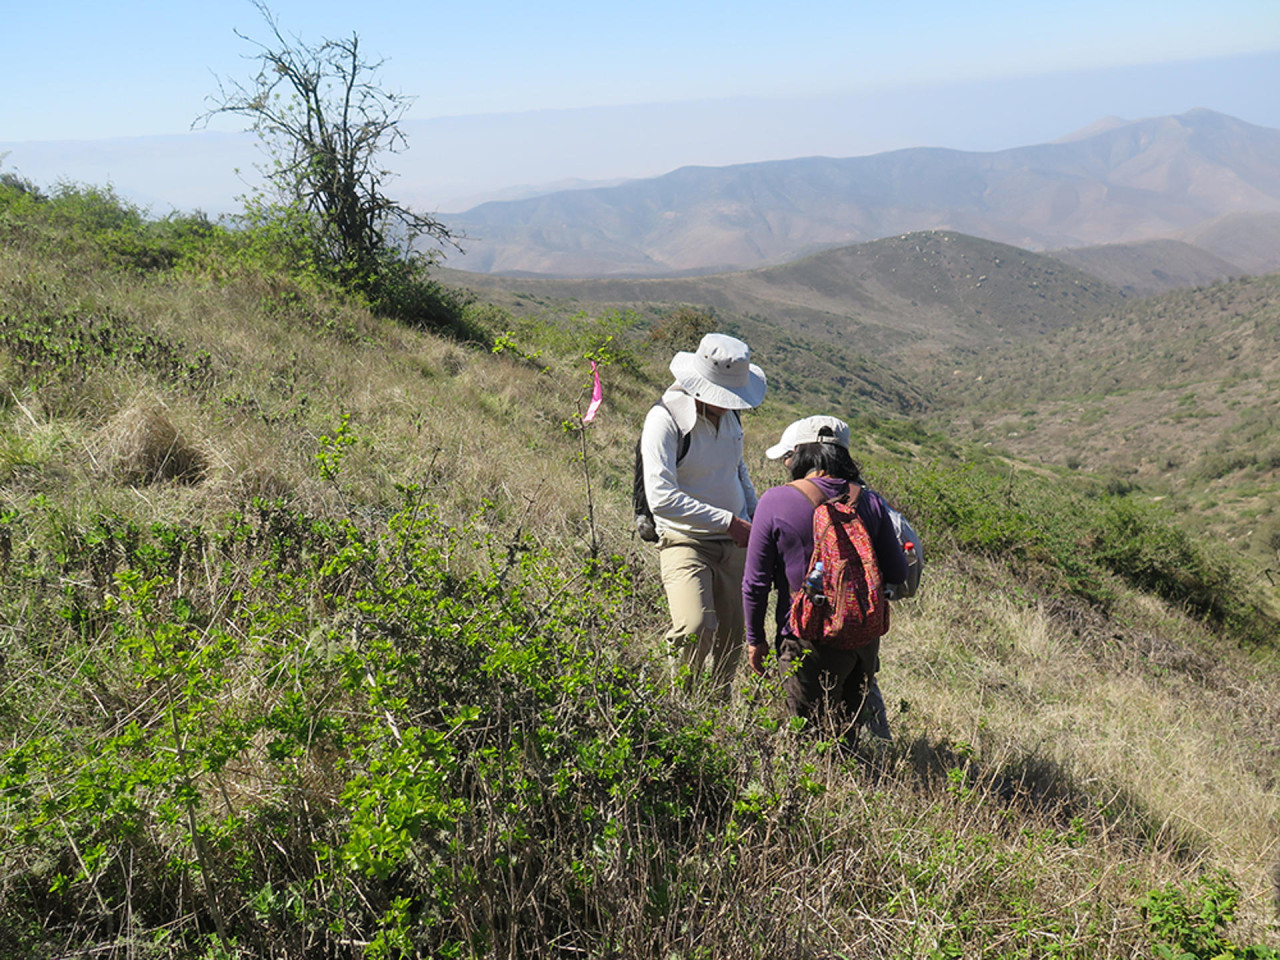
[442,230,1128,363]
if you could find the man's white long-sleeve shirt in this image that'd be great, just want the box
[640,386,758,539]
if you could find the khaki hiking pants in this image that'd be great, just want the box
[657,532,746,696]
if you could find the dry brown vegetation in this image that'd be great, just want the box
[91,399,207,485]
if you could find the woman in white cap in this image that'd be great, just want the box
[741,416,908,739]
[640,333,767,695]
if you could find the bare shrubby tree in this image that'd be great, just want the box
[198,2,456,289]
[648,306,718,353]
[0,155,46,200]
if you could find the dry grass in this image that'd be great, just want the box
[883,551,1280,936]
[0,235,653,539]
[90,397,206,485]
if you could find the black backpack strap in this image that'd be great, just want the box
[634,401,690,524]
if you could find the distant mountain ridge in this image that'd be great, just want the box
[447,109,1280,277]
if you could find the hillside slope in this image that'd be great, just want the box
[1184,210,1280,276]
[446,109,1280,275]
[929,270,1280,556]
[1,183,1277,958]
[1049,238,1243,295]
[443,230,1127,364]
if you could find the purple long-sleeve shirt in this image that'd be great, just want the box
[742,476,909,648]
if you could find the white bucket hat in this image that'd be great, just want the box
[765,415,851,459]
[669,333,767,410]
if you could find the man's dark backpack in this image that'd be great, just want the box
[633,403,691,542]
[632,402,737,542]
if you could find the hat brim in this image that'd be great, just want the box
[669,354,767,410]
[764,439,792,459]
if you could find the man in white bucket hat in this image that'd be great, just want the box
[639,333,767,695]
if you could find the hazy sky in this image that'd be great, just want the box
[4,1,1280,213]
[8,0,1279,142]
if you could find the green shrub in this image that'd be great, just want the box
[97,211,219,272]
[359,253,480,340]
[893,461,1276,645]
[1092,498,1274,644]
[1140,871,1280,959]
[0,483,741,957]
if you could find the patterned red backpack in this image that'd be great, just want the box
[788,480,889,648]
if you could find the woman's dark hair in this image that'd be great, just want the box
[788,441,862,483]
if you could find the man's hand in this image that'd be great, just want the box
[748,642,769,676]
[728,515,752,548]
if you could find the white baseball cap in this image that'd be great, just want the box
[765,415,851,459]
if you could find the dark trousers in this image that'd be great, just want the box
[778,635,881,733]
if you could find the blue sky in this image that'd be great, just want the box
[7,0,1279,141]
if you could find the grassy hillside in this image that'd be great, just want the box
[927,272,1280,566]
[1,182,1278,958]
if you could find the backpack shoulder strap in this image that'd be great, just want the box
[845,483,863,508]
[789,478,861,509]
[650,400,692,464]
[788,478,826,509]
